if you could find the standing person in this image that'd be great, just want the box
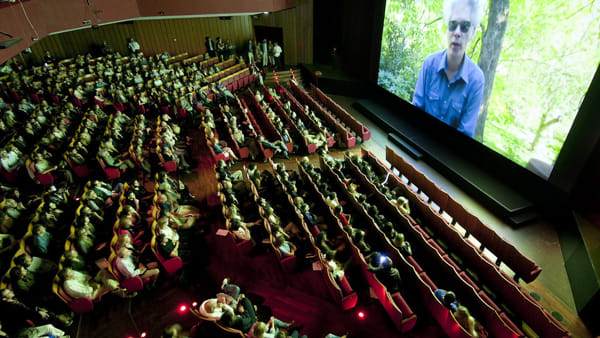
[216,37,225,61]
[273,42,283,70]
[247,40,255,64]
[128,38,141,55]
[412,0,485,138]
[267,41,275,68]
[261,39,268,68]
[205,37,215,57]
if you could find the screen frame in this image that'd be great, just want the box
[369,0,600,199]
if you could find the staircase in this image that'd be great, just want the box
[264,68,303,86]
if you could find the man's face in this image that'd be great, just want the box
[447,2,473,59]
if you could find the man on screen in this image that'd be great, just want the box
[413,0,485,137]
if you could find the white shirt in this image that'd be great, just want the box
[64,278,94,299]
[128,41,140,53]
[116,255,142,278]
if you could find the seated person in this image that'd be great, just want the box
[115,247,160,281]
[249,317,302,338]
[60,268,118,300]
[157,234,179,258]
[392,196,411,215]
[390,231,412,256]
[220,278,241,304]
[454,305,479,337]
[32,225,52,256]
[274,232,296,257]
[14,253,54,276]
[219,294,257,333]
[10,265,36,296]
[64,248,87,271]
[229,218,252,241]
[161,323,189,338]
[367,252,402,293]
[434,289,459,312]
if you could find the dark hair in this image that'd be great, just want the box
[14,253,30,266]
[220,310,234,325]
[444,291,457,305]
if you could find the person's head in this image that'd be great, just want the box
[253,322,268,338]
[444,0,484,59]
[60,268,76,281]
[1,288,15,299]
[395,232,405,244]
[162,323,183,338]
[204,299,217,313]
[14,253,32,267]
[444,290,457,305]
[34,225,46,235]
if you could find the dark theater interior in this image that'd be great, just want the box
[1,0,600,337]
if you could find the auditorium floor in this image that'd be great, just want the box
[74,94,592,337]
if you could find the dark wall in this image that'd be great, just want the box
[313,0,385,81]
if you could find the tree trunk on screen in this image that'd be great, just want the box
[475,0,510,141]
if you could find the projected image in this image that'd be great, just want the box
[377,0,600,177]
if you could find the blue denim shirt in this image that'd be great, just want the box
[413,50,485,137]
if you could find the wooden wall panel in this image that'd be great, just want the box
[137,0,295,17]
[27,16,254,63]
[252,0,313,65]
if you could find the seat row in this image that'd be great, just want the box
[355,151,568,337]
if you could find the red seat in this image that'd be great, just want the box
[72,164,90,178]
[163,161,177,173]
[36,173,54,185]
[111,259,144,292]
[280,255,296,273]
[406,255,423,273]
[478,290,502,313]
[500,312,525,336]
[419,271,437,290]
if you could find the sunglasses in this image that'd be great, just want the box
[448,20,471,33]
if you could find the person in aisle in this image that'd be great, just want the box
[247,40,255,64]
[261,39,269,67]
[273,42,283,70]
[205,36,215,57]
[128,38,141,54]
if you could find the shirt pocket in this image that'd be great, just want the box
[426,92,442,118]
[448,95,466,127]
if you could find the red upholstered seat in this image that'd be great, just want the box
[236,239,253,255]
[0,167,18,183]
[163,161,177,172]
[72,164,90,178]
[406,255,423,273]
[111,258,144,292]
[419,271,437,290]
[280,255,296,273]
[36,172,54,185]
[478,290,502,313]
[104,167,121,180]
[499,312,525,336]
[113,102,125,112]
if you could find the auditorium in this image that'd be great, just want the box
[1,0,599,337]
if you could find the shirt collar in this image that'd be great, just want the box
[437,50,470,85]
